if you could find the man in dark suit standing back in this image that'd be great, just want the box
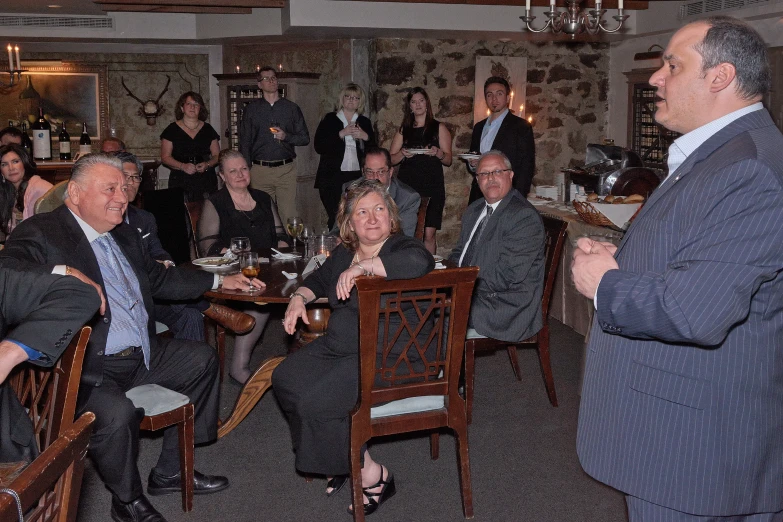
[467,77,535,203]
[450,150,545,342]
[0,154,263,522]
[572,17,783,521]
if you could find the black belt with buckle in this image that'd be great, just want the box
[107,346,142,357]
[252,158,293,168]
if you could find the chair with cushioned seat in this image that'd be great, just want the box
[349,266,478,522]
[125,384,194,512]
[464,216,568,423]
[34,181,69,215]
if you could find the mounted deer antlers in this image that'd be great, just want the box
[121,75,171,125]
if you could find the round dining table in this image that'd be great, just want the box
[199,247,329,438]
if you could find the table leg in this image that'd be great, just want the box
[218,355,285,438]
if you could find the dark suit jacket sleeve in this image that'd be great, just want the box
[380,235,434,280]
[488,200,544,292]
[130,208,172,262]
[1,268,100,367]
[314,113,344,155]
[0,221,58,274]
[396,185,421,238]
[596,160,783,346]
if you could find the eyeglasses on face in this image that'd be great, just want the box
[476,168,511,179]
[363,168,389,177]
[260,76,278,82]
[344,95,360,101]
[124,174,142,184]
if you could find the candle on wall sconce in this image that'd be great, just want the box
[278,63,283,72]
[255,65,261,72]
[509,90,514,112]
[486,108,491,117]
[14,45,20,71]
[7,44,12,72]
[519,104,525,117]
[235,65,240,73]
[528,116,533,124]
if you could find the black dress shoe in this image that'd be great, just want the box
[147,468,230,496]
[110,495,167,522]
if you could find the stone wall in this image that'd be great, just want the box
[370,38,609,254]
[25,52,210,158]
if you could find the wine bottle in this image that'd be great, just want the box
[59,121,71,161]
[19,122,33,154]
[31,107,51,161]
[79,122,91,155]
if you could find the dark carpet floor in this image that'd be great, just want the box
[75,315,626,522]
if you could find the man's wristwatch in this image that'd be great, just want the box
[290,291,309,304]
[65,265,73,276]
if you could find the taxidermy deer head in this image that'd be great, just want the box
[121,75,171,125]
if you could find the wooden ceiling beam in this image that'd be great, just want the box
[98,4,253,12]
[350,0,650,9]
[94,0,284,7]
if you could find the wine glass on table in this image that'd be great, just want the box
[286,217,303,252]
[230,236,250,257]
[239,252,261,293]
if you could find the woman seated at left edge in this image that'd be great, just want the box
[273,178,435,516]
[0,144,53,243]
[198,149,289,384]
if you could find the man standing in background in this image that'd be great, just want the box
[239,65,309,224]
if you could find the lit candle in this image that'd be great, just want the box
[525,0,531,10]
[278,63,283,72]
[235,65,240,73]
[486,108,491,117]
[509,90,514,111]
[14,45,19,71]
[7,45,12,72]
[618,0,623,8]
[528,116,533,124]
[255,64,260,72]
[550,0,556,9]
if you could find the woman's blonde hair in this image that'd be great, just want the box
[336,83,366,115]
[336,178,400,252]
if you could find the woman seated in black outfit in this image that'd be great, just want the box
[272,178,434,516]
[199,149,288,383]
[314,83,376,229]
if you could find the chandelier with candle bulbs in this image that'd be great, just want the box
[520,0,629,39]
[2,43,24,88]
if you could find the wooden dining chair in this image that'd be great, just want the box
[464,216,568,423]
[0,412,95,522]
[349,266,479,522]
[414,197,430,241]
[9,326,92,451]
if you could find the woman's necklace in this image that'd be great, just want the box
[182,119,201,132]
[353,236,389,265]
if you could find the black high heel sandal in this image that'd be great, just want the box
[326,475,348,497]
[347,467,396,517]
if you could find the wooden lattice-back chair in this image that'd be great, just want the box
[0,412,95,522]
[350,266,479,522]
[464,216,568,423]
[414,197,430,241]
[8,327,92,451]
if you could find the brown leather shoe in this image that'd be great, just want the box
[204,304,255,334]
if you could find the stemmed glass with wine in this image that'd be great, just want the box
[286,217,303,251]
[230,236,250,256]
[269,118,281,145]
[239,252,261,293]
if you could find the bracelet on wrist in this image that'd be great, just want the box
[290,291,309,304]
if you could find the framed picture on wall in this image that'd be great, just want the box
[473,56,528,125]
[0,63,109,141]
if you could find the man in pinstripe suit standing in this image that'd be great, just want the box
[572,17,783,521]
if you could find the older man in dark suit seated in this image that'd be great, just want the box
[450,150,545,342]
[0,154,263,522]
[339,146,421,237]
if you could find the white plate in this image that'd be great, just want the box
[457,153,481,160]
[406,148,431,155]
[192,257,239,274]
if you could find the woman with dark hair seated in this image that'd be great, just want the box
[0,144,52,241]
[273,178,434,516]
[198,149,287,383]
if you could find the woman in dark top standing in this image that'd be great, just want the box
[199,149,287,383]
[389,87,452,254]
[314,83,375,229]
[160,91,220,202]
[273,179,434,516]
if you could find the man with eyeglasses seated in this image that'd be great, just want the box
[449,150,545,342]
[116,151,255,342]
[239,65,309,225]
[336,146,420,237]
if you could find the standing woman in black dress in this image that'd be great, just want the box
[389,87,452,254]
[314,83,375,229]
[160,91,221,202]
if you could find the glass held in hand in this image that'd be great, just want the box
[230,236,250,255]
[239,252,261,293]
[269,118,280,142]
[285,217,303,250]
